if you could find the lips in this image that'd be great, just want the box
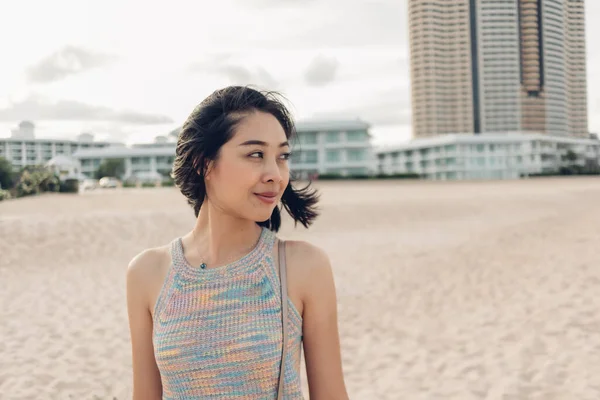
[255,192,277,198]
[254,191,278,204]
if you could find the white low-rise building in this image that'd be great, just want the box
[70,118,377,180]
[289,119,377,179]
[0,121,114,172]
[73,144,176,180]
[376,133,600,181]
[45,155,85,181]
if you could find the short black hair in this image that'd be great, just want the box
[172,85,319,231]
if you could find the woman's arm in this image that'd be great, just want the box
[126,250,163,400]
[293,242,349,400]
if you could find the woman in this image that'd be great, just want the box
[126,86,349,399]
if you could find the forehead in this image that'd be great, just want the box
[229,111,287,143]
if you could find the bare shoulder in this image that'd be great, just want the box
[286,241,347,398]
[128,245,171,278]
[284,240,332,274]
[283,240,334,304]
[127,244,172,311]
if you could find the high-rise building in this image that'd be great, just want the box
[408,1,475,138]
[565,0,588,138]
[408,0,588,139]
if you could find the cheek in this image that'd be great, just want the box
[281,164,291,185]
[213,158,258,190]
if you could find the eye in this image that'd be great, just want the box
[248,151,263,158]
[280,152,291,161]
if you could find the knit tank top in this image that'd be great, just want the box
[153,227,304,399]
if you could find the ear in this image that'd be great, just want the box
[204,159,215,180]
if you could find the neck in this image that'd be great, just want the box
[185,201,263,268]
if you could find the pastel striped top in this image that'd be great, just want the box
[153,227,304,399]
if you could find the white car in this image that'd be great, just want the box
[80,179,98,191]
[98,177,119,188]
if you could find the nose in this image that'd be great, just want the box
[263,157,283,183]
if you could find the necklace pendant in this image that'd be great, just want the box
[200,263,207,269]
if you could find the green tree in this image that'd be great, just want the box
[14,166,60,197]
[96,158,125,179]
[15,170,39,197]
[565,150,578,163]
[559,150,580,175]
[0,157,15,190]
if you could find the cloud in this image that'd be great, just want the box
[220,65,279,88]
[236,0,315,8]
[168,127,182,138]
[361,88,411,126]
[243,1,407,50]
[304,55,339,87]
[312,87,411,127]
[79,122,134,141]
[0,95,174,124]
[188,55,279,89]
[26,46,117,83]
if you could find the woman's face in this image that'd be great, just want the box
[204,111,291,222]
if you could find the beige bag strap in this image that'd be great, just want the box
[277,239,289,400]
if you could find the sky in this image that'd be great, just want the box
[0,0,598,146]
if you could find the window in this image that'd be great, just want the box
[131,157,150,165]
[347,149,366,162]
[156,156,174,165]
[305,150,318,163]
[299,132,317,145]
[326,132,340,143]
[346,130,368,142]
[346,167,368,176]
[291,151,302,164]
[326,150,340,163]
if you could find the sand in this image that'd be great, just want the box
[1,177,600,399]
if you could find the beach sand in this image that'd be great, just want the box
[1,177,600,399]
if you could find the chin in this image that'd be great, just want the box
[249,208,277,223]
[256,210,276,222]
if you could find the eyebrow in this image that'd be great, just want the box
[239,140,290,148]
